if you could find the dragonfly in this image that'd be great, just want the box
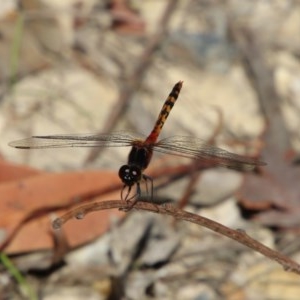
[9,81,266,204]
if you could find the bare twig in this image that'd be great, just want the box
[52,199,300,275]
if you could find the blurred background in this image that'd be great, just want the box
[1,0,300,299]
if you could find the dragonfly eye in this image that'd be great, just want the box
[118,165,142,186]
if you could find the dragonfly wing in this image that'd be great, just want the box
[154,136,266,170]
[9,131,145,149]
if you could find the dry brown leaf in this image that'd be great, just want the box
[0,167,125,254]
[0,160,41,182]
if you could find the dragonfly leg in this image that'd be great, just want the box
[121,184,132,202]
[120,175,153,211]
[120,183,141,211]
[143,174,153,201]
[141,175,160,212]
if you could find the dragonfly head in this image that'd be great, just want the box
[118,164,142,187]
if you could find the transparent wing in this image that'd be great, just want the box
[154,136,266,170]
[9,131,145,149]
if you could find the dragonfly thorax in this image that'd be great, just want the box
[118,164,142,186]
[127,145,153,170]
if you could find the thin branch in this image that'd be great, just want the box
[52,199,300,275]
